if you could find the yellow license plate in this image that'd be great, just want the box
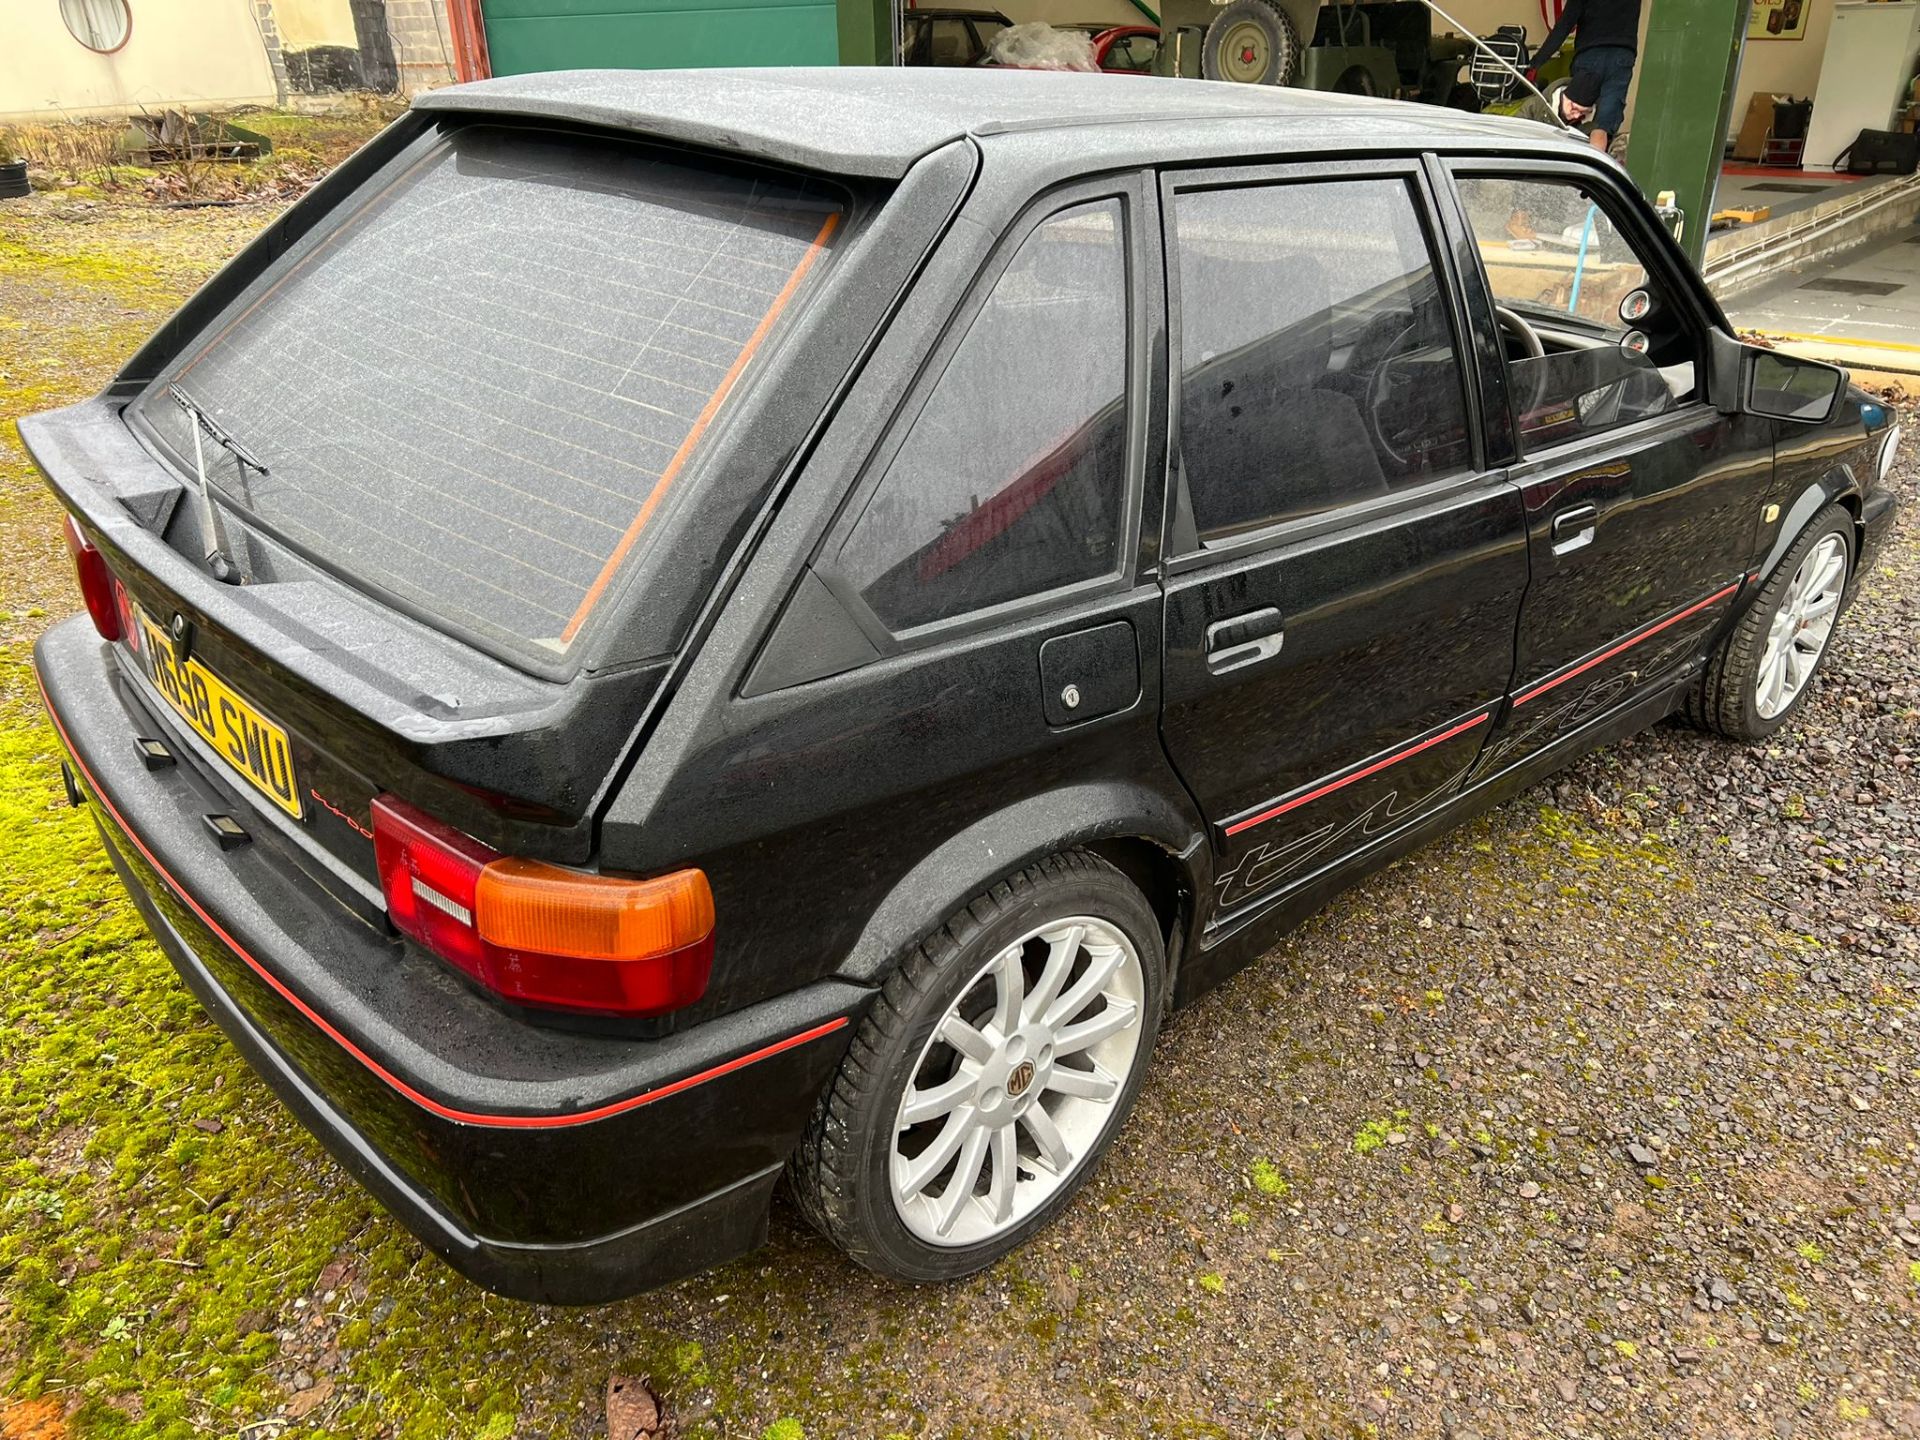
[138,611,303,819]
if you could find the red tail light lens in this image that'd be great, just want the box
[371,795,714,1017]
[63,514,122,642]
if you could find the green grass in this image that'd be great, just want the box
[0,678,383,1434]
[1250,1158,1290,1196]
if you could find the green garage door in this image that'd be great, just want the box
[483,0,842,75]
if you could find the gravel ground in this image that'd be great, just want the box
[2,172,1918,1440]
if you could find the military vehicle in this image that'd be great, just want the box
[1152,0,1472,103]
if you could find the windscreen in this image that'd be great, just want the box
[138,124,842,662]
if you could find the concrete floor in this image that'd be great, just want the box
[1724,223,1920,346]
[1713,166,1884,224]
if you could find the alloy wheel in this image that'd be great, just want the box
[1755,533,1847,720]
[889,916,1146,1247]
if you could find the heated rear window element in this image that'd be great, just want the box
[138,126,841,660]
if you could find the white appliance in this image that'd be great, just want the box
[1804,0,1920,171]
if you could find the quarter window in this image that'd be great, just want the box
[836,200,1130,633]
[1455,174,1699,451]
[1172,177,1472,545]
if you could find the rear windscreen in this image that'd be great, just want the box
[138,124,842,663]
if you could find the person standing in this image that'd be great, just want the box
[1526,0,1643,153]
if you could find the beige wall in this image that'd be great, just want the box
[1732,0,1835,133]
[274,0,361,51]
[0,0,278,123]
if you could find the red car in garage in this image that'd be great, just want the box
[1089,24,1160,72]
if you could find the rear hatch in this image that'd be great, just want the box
[26,112,856,906]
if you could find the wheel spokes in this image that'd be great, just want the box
[1020,1102,1074,1174]
[897,1106,976,1200]
[933,1126,991,1237]
[1043,1061,1119,1102]
[1762,652,1790,714]
[1758,535,1848,720]
[1023,923,1084,1026]
[1054,998,1138,1057]
[986,1125,1017,1224]
[988,945,1025,1038]
[1800,589,1840,623]
[1808,550,1845,599]
[1043,941,1125,1029]
[939,1013,995,1064]
[1784,642,1809,690]
[889,913,1147,1248]
[900,1068,976,1128]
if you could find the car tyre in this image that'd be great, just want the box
[1686,503,1853,742]
[789,851,1166,1282]
[1200,0,1303,86]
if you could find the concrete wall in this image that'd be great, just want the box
[0,0,279,123]
[384,0,459,93]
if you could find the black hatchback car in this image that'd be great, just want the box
[29,70,1898,1301]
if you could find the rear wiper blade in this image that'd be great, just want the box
[167,382,269,475]
[166,383,263,584]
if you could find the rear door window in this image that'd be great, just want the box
[136,125,843,665]
[832,199,1132,634]
[1171,177,1473,545]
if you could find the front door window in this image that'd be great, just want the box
[1455,175,1700,451]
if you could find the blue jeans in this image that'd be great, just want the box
[1573,45,1635,135]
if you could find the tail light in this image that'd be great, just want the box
[63,514,122,642]
[371,795,714,1017]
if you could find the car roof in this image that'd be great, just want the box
[415,67,1586,180]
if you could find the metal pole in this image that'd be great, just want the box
[1624,0,1748,267]
[1569,202,1598,313]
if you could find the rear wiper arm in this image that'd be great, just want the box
[166,383,265,584]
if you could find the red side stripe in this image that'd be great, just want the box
[33,670,847,1131]
[1512,580,1742,708]
[1223,710,1493,838]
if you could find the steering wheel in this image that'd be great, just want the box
[1362,319,1427,472]
[1495,305,1546,360]
[1494,305,1550,419]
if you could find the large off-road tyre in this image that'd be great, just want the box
[788,851,1166,1282]
[1685,503,1853,741]
[1201,0,1303,86]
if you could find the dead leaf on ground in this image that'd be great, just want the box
[0,1399,69,1440]
[284,1377,336,1422]
[606,1374,667,1439]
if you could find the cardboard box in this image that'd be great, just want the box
[1734,92,1777,161]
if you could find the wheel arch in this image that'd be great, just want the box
[1756,467,1861,583]
[834,782,1209,988]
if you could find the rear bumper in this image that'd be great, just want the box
[34,618,870,1303]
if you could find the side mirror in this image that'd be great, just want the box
[1708,330,1847,422]
[1745,348,1847,423]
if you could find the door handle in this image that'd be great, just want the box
[1205,607,1285,673]
[1550,503,1598,556]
